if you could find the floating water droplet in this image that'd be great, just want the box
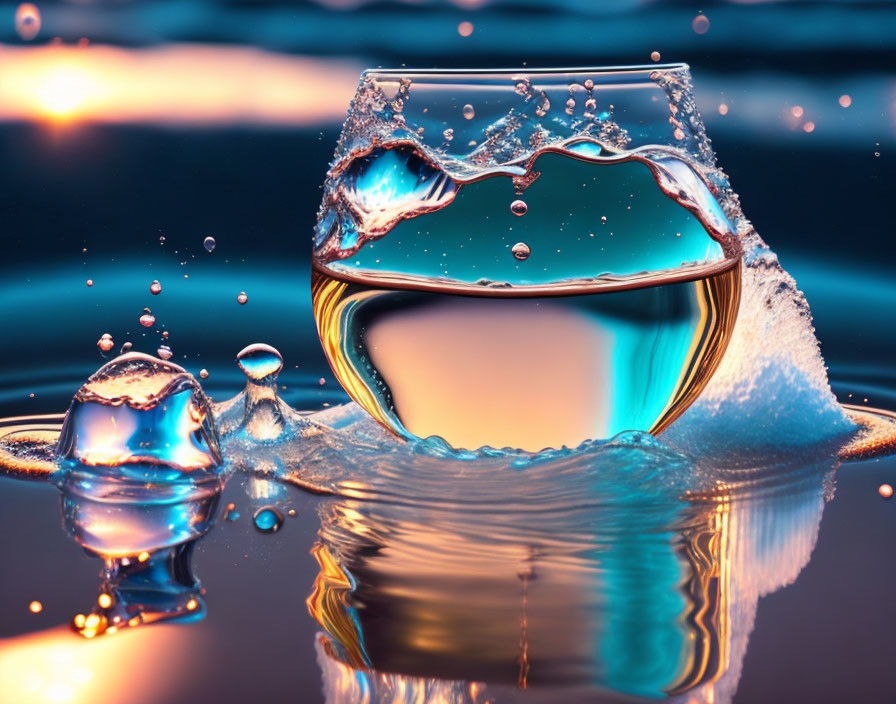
[673,128,685,140]
[86,279,93,288]
[161,331,169,339]
[287,508,296,517]
[719,103,729,115]
[442,128,454,142]
[457,20,473,37]
[236,343,283,384]
[583,79,594,90]
[97,593,113,609]
[880,484,893,499]
[790,105,804,118]
[237,292,248,305]
[839,94,852,108]
[650,51,661,62]
[120,342,133,354]
[139,310,155,328]
[318,378,326,386]
[97,334,114,353]
[159,236,166,244]
[199,368,209,379]
[150,280,162,295]
[511,242,531,261]
[156,345,173,361]
[510,199,528,216]
[462,104,475,120]
[692,13,710,34]
[203,236,216,253]
[253,506,284,534]
[585,97,597,111]
[601,215,608,225]
[565,97,575,109]
[15,3,41,41]
[802,121,815,134]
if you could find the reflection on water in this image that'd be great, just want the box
[307,454,833,703]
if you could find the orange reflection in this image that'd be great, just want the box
[0,625,200,704]
[0,44,361,125]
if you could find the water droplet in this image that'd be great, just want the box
[159,236,166,244]
[601,215,608,225]
[161,331,169,339]
[880,484,893,499]
[86,279,93,287]
[97,334,114,353]
[462,104,475,120]
[511,242,531,261]
[236,343,283,384]
[802,121,815,134]
[650,51,661,62]
[139,309,155,328]
[585,97,597,111]
[692,13,710,34]
[457,20,473,37]
[673,128,685,140]
[443,128,454,142]
[791,106,804,118]
[839,94,852,108]
[28,600,42,613]
[718,103,729,115]
[253,506,284,534]
[203,236,216,253]
[510,199,528,216]
[97,593,113,609]
[565,97,575,109]
[15,3,41,41]
[156,345,173,361]
[199,368,209,379]
[120,342,133,354]
[237,292,248,305]
[287,508,297,517]
[583,79,594,90]
[318,378,326,386]
[874,151,881,158]
[150,280,162,295]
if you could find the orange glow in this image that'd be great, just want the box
[802,121,815,133]
[458,21,474,37]
[718,103,729,115]
[879,484,893,499]
[29,600,43,614]
[15,3,41,42]
[97,594,112,609]
[0,625,201,704]
[0,44,362,126]
[791,105,804,118]
[839,94,852,108]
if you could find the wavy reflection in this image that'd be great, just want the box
[308,457,833,703]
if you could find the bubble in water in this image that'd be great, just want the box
[203,237,216,253]
[583,78,594,90]
[199,368,209,379]
[692,13,710,34]
[236,343,283,384]
[511,242,531,261]
[457,21,473,37]
[651,51,661,62]
[15,3,41,41]
[156,345,173,361]
[462,104,475,120]
[839,94,852,108]
[86,279,93,287]
[139,309,155,328]
[318,378,326,386]
[601,215,608,225]
[442,128,454,142]
[253,506,284,534]
[510,199,528,216]
[880,484,894,499]
[150,280,162,295]
[237,292,248,305]
[97,334,114,353]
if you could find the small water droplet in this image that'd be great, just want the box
[120,342,132,354]
[511,242,531,261]
[839,94,852,108]
[692,13,710,34]
[880,484,893,499]
[583,79,594,90]
[457,20,473,37]
[287,508,296,517]
[150,280,162,295]
[443,128,454,142]
[156,345,173,361]
[673,128,685,140]
[204,237,216,253]
[139,310,155,328]
[199,368,209,379]
[253,506,284,534]
[601,215,608,225]
[28,600,42,613]
[462,104,475,120]
[650,51,661,62]
[510,199,528,216]
[318,378,326,386]
[159,236,166,244]
[161,331,169,339]
[585,97,596,111]
[565,97,575,109]
[86,279,93,287]
[237,292,248,305]
[236,343,283,384]
[15,3,41,41]
[97,334,114,352]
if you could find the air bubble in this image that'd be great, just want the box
[462,104,475,120]
[511,242,531,261]
[204,237,216,253]
[199,369,209,379]
[86,279,93,287]
[601,215,608,225]
[237,292,248,305]
[253,506,284,534]
[97,334,114,353]
[510,199,528,216]
[651,51,661,62]
[150,280,162,295]
[139,309,155,328]
[157,345,173,361]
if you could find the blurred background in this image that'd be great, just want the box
[0,0,894,416]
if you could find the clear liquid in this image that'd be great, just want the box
[313,262,740,451]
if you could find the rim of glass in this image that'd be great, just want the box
[363,63,689,79]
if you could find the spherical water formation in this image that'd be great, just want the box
[156,345,173,360]
[511,242,531,261]
[253,506,284,534]
[462,104,475,120]
[204,237,216,253]
[15,3,41,41]
[86,279,93,287]
[150,280,162,295]
[139,309,155,327]
[692,13,710,34]
[199,368,209,379]
[237,292,248,305]
[236,343,283,384]
[651,51,661,62]
[510,199,528,216]
[583,78,594,90]
[879,484,893,499]
[97,334,114,353]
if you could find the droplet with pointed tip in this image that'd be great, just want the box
[236,343,283,384]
